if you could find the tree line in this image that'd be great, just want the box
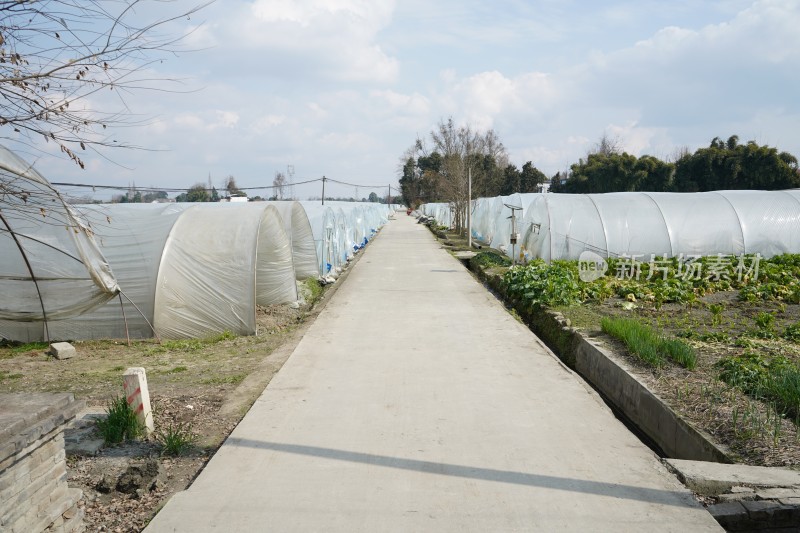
[399,118,547,231]
[553,135,799,194]
[399,124,800,223]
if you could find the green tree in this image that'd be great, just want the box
[399,157,418,207]
[224,176,243,196]
[561,152,674,193]
[368,192,379,203]
[210,187,220,202]
[500,164,520,195]
[673,136,800,192]
[519,162,547,192]
[180,183,209,202]
[142,190,168,203]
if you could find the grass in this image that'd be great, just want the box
[0,341,49,359]
[155,421,196,456]
[201,373,247,386]
[0,370,23,380]
[144,331,236,356]
[96,396,144,444]
[303,278,324,306]
[601,316,697,370]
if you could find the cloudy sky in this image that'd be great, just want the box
[23,0,800,201]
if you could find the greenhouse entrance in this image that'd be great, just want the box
[146,215,720,532]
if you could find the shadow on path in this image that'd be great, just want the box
[226,437,691,508]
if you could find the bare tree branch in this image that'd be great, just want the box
[0,0,212,168]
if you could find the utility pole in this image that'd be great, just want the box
[321,176,326,205]
[467,168,472,249]
[287,165,295,200]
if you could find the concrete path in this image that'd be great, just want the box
[146,216,721,532]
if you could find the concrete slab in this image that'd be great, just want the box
[146,216,721,532]
[666,459,800,495]
[49,342,76,360]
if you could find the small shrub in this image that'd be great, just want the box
[472,251,511,269]
[96,396,143,444]
[155,421,196,456]
[708,303,725,325]
[502,260,582,309]
[755,312,775,331]
[783,322,800,343]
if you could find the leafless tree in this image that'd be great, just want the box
[0,0,211,169]
[592,132,624,156]
[273,171,286,200]
[424,117,507,232]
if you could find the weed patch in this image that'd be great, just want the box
[0,370,23,380]
[201,373,246,386]
[601,317,696,370]
[96,396,143,444]
[155,421,196,456]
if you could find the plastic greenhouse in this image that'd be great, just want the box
[0,146,119,341]
[421,190,800,262]
[301,203,347,276]
[0,203,300,341]
[516,191,800,262]
[262,201,319,280]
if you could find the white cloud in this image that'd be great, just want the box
[173,111,239,131]
[201,0,399,83]
[31,0,800,200]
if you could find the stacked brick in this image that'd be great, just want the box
[0,393,86,533]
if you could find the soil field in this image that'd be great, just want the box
[0,281,334,532]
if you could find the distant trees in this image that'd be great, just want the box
[224,176,243,196]
[399,117,547,231]
[176,183,209,203]
[555,152,674,194]
[113,186,167,203]
[553,135,799,194]
[672,135,800,192]
[500,162,546,195]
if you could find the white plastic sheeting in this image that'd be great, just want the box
[420,190,800,262]
[518,191,800,262]
[488,193,540,253]
[1,199,392,342]
[421,203,453,228]
[154,203,297,339]
[1,203,298,341]
[301,203,344,276]
[262,202,319,280]
[469,194,541,250]
[0,146,118,327]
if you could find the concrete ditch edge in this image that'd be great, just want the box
[462,256,733,464]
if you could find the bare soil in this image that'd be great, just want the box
[562,295,800,468]
[0,284,336,532]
